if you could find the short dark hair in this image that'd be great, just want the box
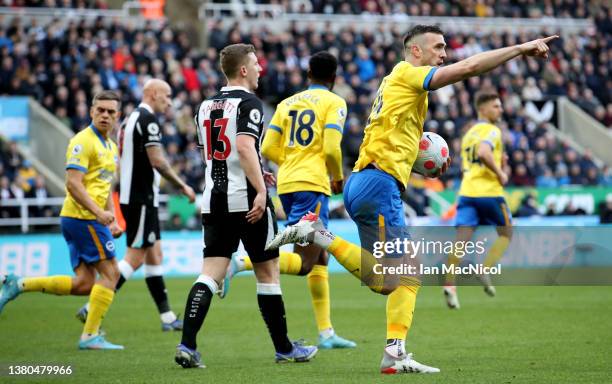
[403,25,444,48]
[474,90,500,108]
[220,43,256,79]
[92,90,121,108]
[309,51,338,82]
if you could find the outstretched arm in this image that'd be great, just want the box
[429,35,558,90]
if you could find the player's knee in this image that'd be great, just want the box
[72,276,94,295]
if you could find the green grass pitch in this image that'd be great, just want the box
[1,274,611,383]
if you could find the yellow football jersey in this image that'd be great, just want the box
[353,61,437,187]
[265,85,347,195]
[60,125,118,220]
[458,122,504,197]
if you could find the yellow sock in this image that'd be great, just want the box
[241,252,301,274]
[327,236,385,293]
[278,252,303,275]
[386,281,419,340]
[21,276,72,295]
[83,284,115,336]
[444,251,462,285]
[483,236,510,267]
[307,265,332,331]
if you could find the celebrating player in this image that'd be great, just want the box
[0,91,124,350]
[443,91,513,309]
[267,25,557,374]
[174,43,317,368]
[222,51,356,349]
[75,79,195,331]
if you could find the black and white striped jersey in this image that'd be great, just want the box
[118,103,162,207]
[195,86,265,214]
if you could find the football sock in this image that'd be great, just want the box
[256,283,293,354]
[144,264,171,315]
[386,280,419,340]
[385,338,406,359]
[240,252,301,275]
[181,275,216,350]
[83,284,114,337]
[20,275,72,295]
[483,235,510,267]
[326,236,386,293]
[307,264,332,332]
[115,259,134,291]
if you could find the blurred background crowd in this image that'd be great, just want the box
[0,0,610,221]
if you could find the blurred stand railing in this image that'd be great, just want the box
[0,195,173,233]
[199,3,593,35]
[0,2,166,25]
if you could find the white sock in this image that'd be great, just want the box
[319,327,335,339]
[118,260,135,280]
[313,229,335,249]
[160,311,177,324]
[385,338,406,359]
[85,302,90,311]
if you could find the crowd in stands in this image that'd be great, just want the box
[272,0,607,19]
[0,0,610,221]
[0,138,54,219]
[1,0,108,8]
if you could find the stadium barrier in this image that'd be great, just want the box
[558,97,612,167]
[0,217,608,280]
[429,186,612,217]
[199,3,593,35]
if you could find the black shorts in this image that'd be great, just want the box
[202,206,279,263]
[120,204,160,249]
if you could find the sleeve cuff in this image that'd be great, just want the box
[236,132,259,139]
[423,67,438,91]
[268,124,282,133]
[324,124,343,133]
[481,140,495,149]
[66,164,87,173]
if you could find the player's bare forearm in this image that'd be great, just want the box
[478,144,503,180]
[146,145,186,189]
[237,135,267,194]
[431,46,522,89]
[65,170,104,217]
[431,36,557,90]
[155,160,186,189]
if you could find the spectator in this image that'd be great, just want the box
[27,175,54,218]
[516,194,540,217]
[599,195,612,224]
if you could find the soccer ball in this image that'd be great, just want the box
[413,132,450,177]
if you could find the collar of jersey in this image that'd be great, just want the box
[89,124,109,149]
[139,102,154,114]
[221,85,252,93]
[308,84,329,91]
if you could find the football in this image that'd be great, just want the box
[413,132,450,177]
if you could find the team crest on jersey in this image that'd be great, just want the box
[249,109,261,124]
[105,241,115,252]
[147,122,160,135]
[72,144,83,155]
